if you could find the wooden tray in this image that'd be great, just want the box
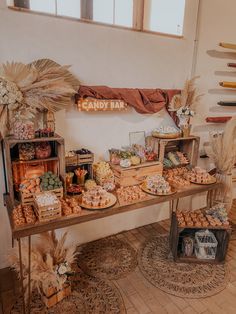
[141,183,176,196]
[78,193,117,210]
[190,178,216,185]
[152,131,181,139]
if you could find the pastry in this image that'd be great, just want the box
[145,175,171,194]
[117,186,146,203]
[81,186,110,208]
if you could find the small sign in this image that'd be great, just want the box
[77,98,128,112]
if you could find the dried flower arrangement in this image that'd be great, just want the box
[9,231,77,300]
[0,59,80,136]
[169,76,202,126]
[205,117,236,210]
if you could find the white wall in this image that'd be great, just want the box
[0,0,199,268]
[193,0,236,149]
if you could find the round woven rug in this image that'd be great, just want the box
[77,237,137,280]
[11,291,87,314]
[11,270,126,314]
[71,269,126,313]
[138,235,229,298]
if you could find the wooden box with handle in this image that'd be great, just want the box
[110,161,163,187]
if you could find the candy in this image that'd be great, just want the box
[13,121,35,140]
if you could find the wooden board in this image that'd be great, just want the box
[219,42,236,50]
[5,182,223,239]
[190,178,217,185]
[217,101,236,106]
[141,182,176,196]
[111,161,163,187]
[78,193,117,210]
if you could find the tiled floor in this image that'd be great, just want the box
[1,211,236,313]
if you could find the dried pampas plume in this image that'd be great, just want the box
[169,76,203,112]
[205,116,236,210]
[0,58,80,137]
[8,231,78,299]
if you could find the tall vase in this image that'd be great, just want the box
[181,124,191,137]
[215,171,233,212]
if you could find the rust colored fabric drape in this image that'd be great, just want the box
[75,85,180,123]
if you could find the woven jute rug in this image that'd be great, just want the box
[11,270,126,314]
[138,234,229,298]
[77,236,137,280]
[71,269,126,313]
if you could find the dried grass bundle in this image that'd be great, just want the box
[205,117,236,210]
[169,76,202,112]
[0,59,80,136]
[8,231,78,300]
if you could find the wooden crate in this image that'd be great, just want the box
[169,212,231,263]
[34,192,62,222]
[146,135,200,167]
[65,155,78,166]
[110,161,163,187]
[77,153,94,164]
[43,283,71,308]
[20,187,63,205]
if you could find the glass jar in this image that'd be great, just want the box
[13,120,35,140]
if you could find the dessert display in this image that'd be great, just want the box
[65,150,76,158]
[94,161,115,186]
[61,197,82,216]
[185,167,216,184]
[142,174,173,195]
[20,177,41,195]
[79,186,116,209]
[152,126,181,139]
[35,128,54,138]
[130,155,141,166]
[109,145,157,167]
[75,167,88,185]
[12,204,36,227]
[34,192,60,207]
[164,167,190,189]
[163,151,189,168]
[66,184,83,195]
[120,158,132,168]
[176,205,229,228]
[34,191,61,222]
[205,203,229,225]
[102,181,116,192]
[76,148,92,155]
[117,186,147,204]
[84,179,97,190]
[13,121,35,140]
[35,141,52,159]
[40,172,63,191]
[18,143,35,161]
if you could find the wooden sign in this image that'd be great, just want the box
[77,97,128,112]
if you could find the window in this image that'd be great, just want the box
[12,0,186,37]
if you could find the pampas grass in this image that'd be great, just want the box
[0,59,80,136]
[169,76,203,112]
[8,231,78,300]
[205,117,236,210]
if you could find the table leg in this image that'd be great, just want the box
[28,236,31,314]
[18,238,26,314]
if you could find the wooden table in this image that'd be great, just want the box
[5,181,222,313]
